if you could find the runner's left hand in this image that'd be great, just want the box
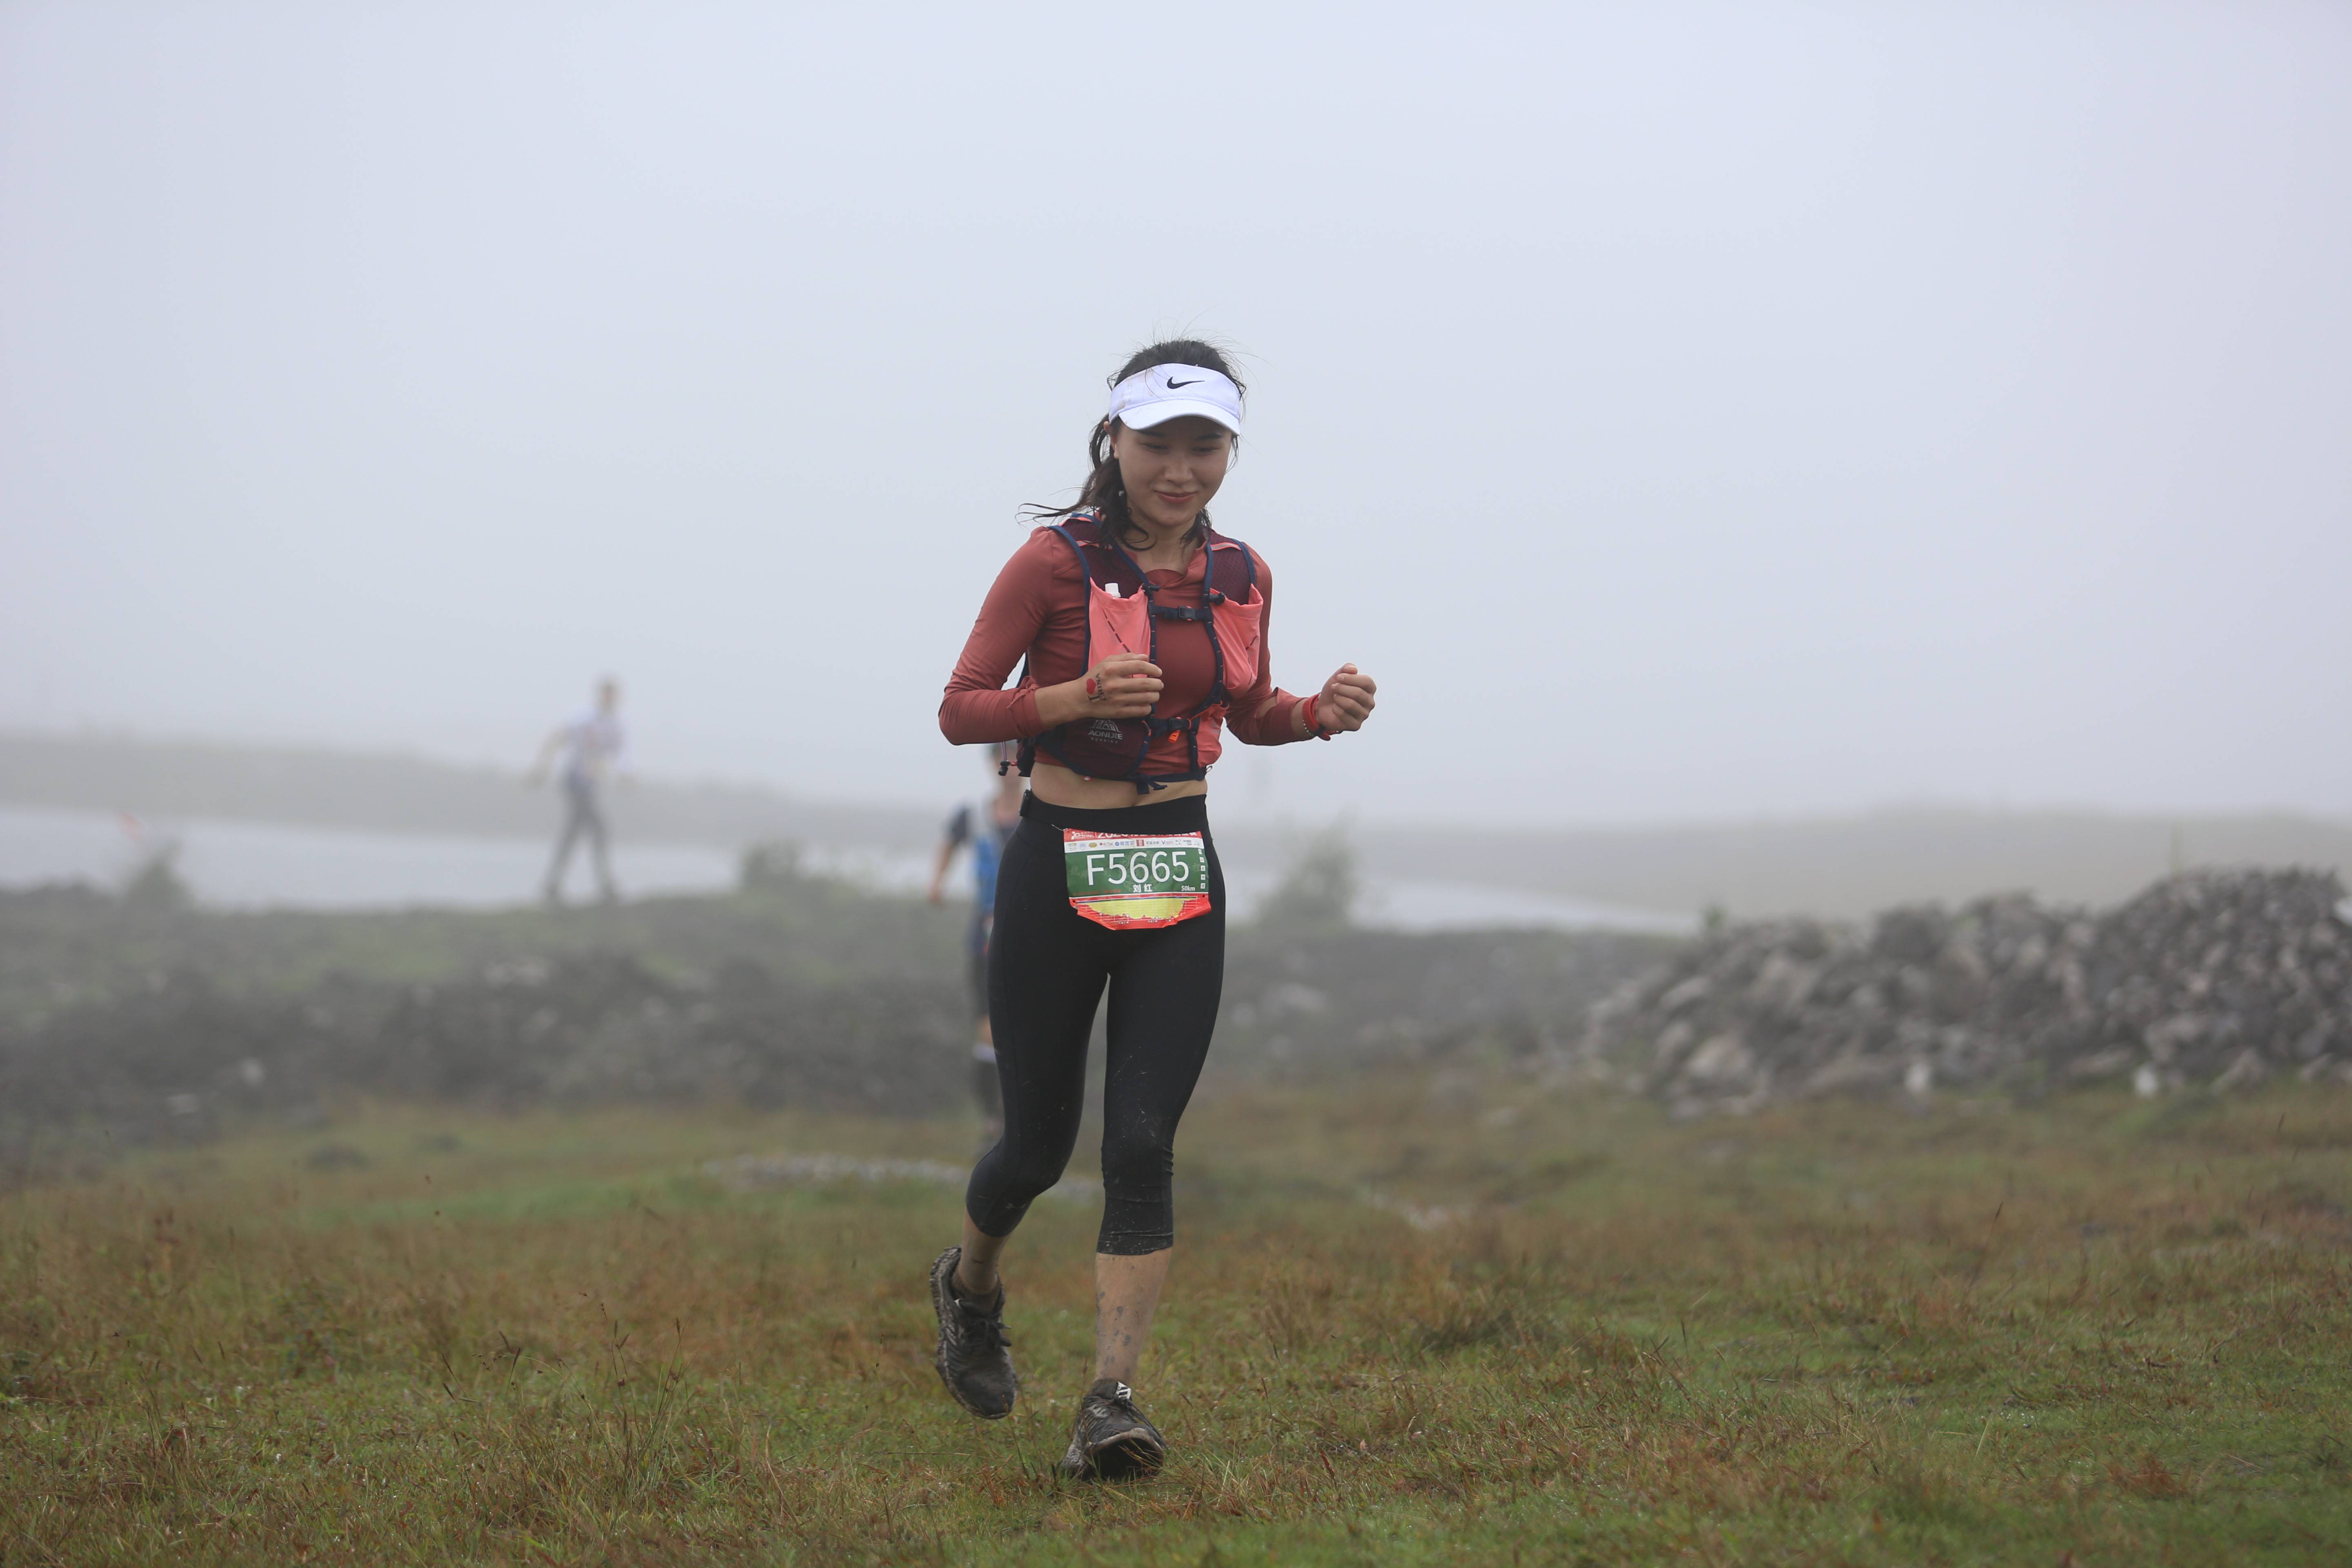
[1315,664,1377,733]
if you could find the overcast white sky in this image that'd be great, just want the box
[3,1,2347,827]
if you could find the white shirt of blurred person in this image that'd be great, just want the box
[928,743,1024,1136]
[530,679,629,905]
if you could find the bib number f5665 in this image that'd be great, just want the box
[1062,830,1212,931]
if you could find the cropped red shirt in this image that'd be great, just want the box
[940,526,1311,773]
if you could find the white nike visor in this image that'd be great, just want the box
[1106,363,1244,436]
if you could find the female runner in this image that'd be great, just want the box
[931,340,1376,1479]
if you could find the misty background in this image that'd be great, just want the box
[4,1,2350,913]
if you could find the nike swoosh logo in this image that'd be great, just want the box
[1165,378,1200,389]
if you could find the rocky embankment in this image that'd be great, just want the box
[0,879,1668,1176]
[1569,869,2352,1117]
[1,954,975,1149]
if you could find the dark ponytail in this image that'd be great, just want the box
[1024,339,1245,549]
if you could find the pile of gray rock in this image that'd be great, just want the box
[1567,869,2352,1117]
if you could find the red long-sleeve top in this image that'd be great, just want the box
[940,526,1312,774]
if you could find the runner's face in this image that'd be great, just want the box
[1111,416,1232,535]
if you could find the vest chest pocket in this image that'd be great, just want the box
[1063,830,1212,930]
[1209,587,1264,698]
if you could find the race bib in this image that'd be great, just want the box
[1063,830,1212,931]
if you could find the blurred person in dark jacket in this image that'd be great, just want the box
[929,742,1024,1139]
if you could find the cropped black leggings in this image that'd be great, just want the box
[964,792,1224,1256]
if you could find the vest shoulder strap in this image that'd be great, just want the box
[1201,528,1257,603]
[1049,519,1150,595]
[1054,515,1256,601]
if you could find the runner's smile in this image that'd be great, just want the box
[1113,414,1232,537]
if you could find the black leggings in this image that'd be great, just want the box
[964,792,1225,1255]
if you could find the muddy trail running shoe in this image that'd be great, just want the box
[1058,1378,1167,1482]
[929,1246,1018,1419]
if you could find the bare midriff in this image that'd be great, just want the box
[1027,759,1209,812]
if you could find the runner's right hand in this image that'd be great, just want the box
[1055,653,1162,721]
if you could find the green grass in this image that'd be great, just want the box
[6,1077,2352,1564]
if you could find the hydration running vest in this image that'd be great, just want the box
[1018,515,1266,792]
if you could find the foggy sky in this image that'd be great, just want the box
[3,1,2348,827]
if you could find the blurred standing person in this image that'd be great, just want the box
[928,742,1025,1142]
[927,341,1376,1480]
[529,677,628,905]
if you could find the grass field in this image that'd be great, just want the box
[6,1074,2351,1565]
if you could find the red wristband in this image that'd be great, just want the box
[1303,694,1330,739]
